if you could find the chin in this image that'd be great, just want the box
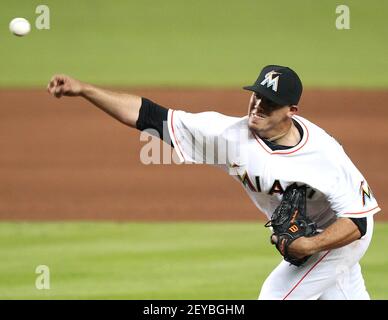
[248,119,263,132]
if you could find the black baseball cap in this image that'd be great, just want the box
[243,65,303,106]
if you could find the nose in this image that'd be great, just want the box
[252,98,264,113]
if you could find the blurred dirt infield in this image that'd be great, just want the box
[0,88,386,221]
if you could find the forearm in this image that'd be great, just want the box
[81,83,141,128]
[308,218,361,254]
[286,217,363,259]
[48,74,174,140]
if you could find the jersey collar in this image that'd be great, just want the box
[251,116,309,155]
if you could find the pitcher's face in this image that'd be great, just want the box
[248,93,291,135]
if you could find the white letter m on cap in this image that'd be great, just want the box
[260,71,281,92]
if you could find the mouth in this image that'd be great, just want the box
[250,113,267,121]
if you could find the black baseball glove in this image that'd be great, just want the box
[265,183,318,267]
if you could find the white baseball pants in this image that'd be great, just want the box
[258,215,374,300]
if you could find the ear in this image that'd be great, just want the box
[287,105,298,117]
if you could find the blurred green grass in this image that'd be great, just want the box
[0,0,387,88]
[0,222,386,299]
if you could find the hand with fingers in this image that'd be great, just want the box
[47,74,84,98]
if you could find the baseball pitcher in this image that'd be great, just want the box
[47,65,380,300]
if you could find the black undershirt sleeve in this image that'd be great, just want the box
[135,97,173,146]
[349,217,367,238]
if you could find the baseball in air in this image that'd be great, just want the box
[9,17,31,36]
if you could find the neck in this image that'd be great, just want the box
[261,120,300,146]
[266,123,292,142]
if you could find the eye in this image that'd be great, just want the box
[263,98,279,109]
[268,100,278,108]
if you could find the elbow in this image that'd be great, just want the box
[120,115,137,128]
[116,109,139,128]
[121,103,141,128]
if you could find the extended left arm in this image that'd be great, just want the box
[288,217,361,258]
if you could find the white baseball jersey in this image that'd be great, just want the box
[167,110,380,229]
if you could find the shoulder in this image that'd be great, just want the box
[169,109,245,134]
[294,115,343,153]
[171,110,241,123]
[293,115,354,179]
